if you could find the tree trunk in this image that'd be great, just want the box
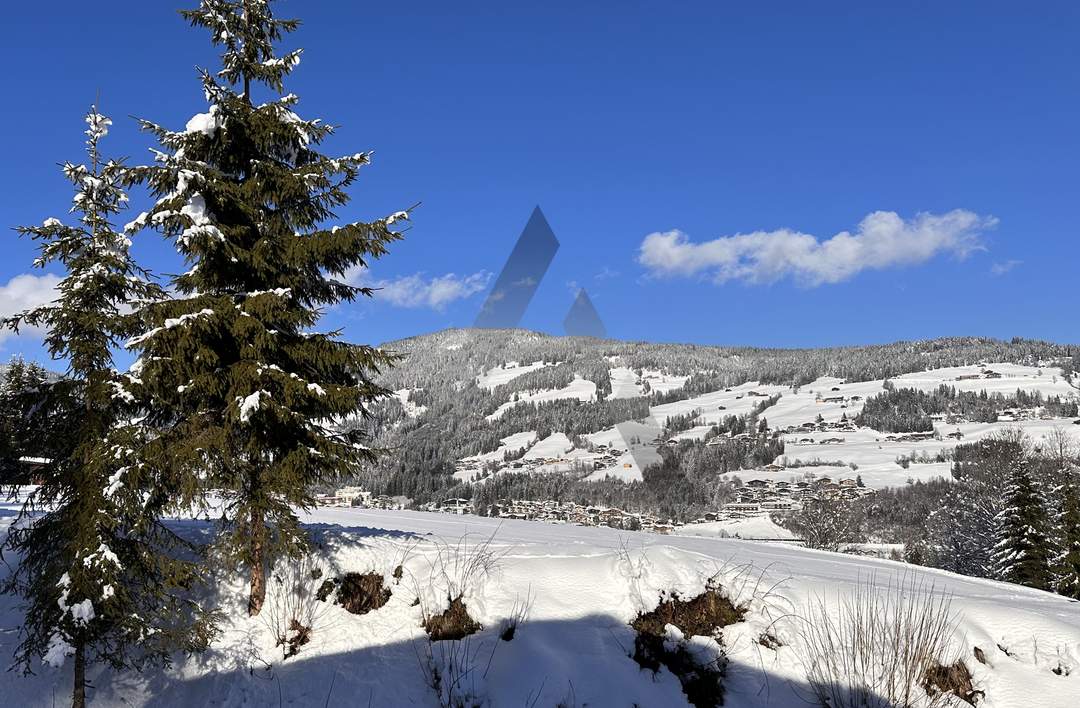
[248,506,266,616]
[72,638,86,708]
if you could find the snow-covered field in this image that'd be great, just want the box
[485,375,597,421]
[2,505,1076,707]
[675,515,798,541]
[475,361,553,390]
[392,388,427,418]
[608,365,690,399]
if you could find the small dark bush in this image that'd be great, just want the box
[315,578,336,602]
[317,572,392,615]
[923,659,983,705]
[425,596,482,641]
[758,632,782,649]
[631,589,745,708]
[631,589,744,639]
[281,619,312,659]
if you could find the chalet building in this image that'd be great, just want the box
[439,498,472,514]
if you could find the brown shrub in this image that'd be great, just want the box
[631,589,745,639]
[923,660,983,705]
[264,555,327,660]
[798,575,963,708]
[281,619,312,659]
[324,572,392,615]
[758,632,782,650]
[425,596,482,641]
[631,589,745,708]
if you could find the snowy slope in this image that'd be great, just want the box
[476,361,553,390]
[486,375,597,421]
[608,366,645,399]
[675,515,798,541]
[522,432,574,460]
[585,420,664,482]
[392,388,427,418]
[458,362,1080,489]
[3,506,1076,707]
[650,381,789,438]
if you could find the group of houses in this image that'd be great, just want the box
[709,475,872,522]
[956,368,1003,381]
[313,486,403,510]
[422,497,678,533]
[313,473,875,537]
[779,418,858,438]
[454,442,633,484]
[996,407,1059,422]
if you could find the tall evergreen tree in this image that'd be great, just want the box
[1,107,215,708]
[125,0,405,615]
[992,459,1054,590]
[1052,480,1080,599]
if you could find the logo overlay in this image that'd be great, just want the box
[475,206,606,338]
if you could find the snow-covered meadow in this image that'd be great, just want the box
[457,362,1080,488]
[1,504,1076,707]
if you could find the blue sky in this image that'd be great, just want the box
[2,1,1077,366]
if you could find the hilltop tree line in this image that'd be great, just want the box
[0,3,405,706]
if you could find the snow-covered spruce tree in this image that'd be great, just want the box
[1053,481,1080,599]
[992,459,1054,590]
[920,477,1002,577]
[124,0,404,615]
[1,108,216,708]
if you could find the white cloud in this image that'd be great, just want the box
[990,259,1022,276]
[0,273,61,343]
[637,209,995,286]
[342,268,492,311]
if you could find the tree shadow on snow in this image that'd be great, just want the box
[82,613,898,708]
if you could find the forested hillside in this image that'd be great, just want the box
[354,328,1078,505]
